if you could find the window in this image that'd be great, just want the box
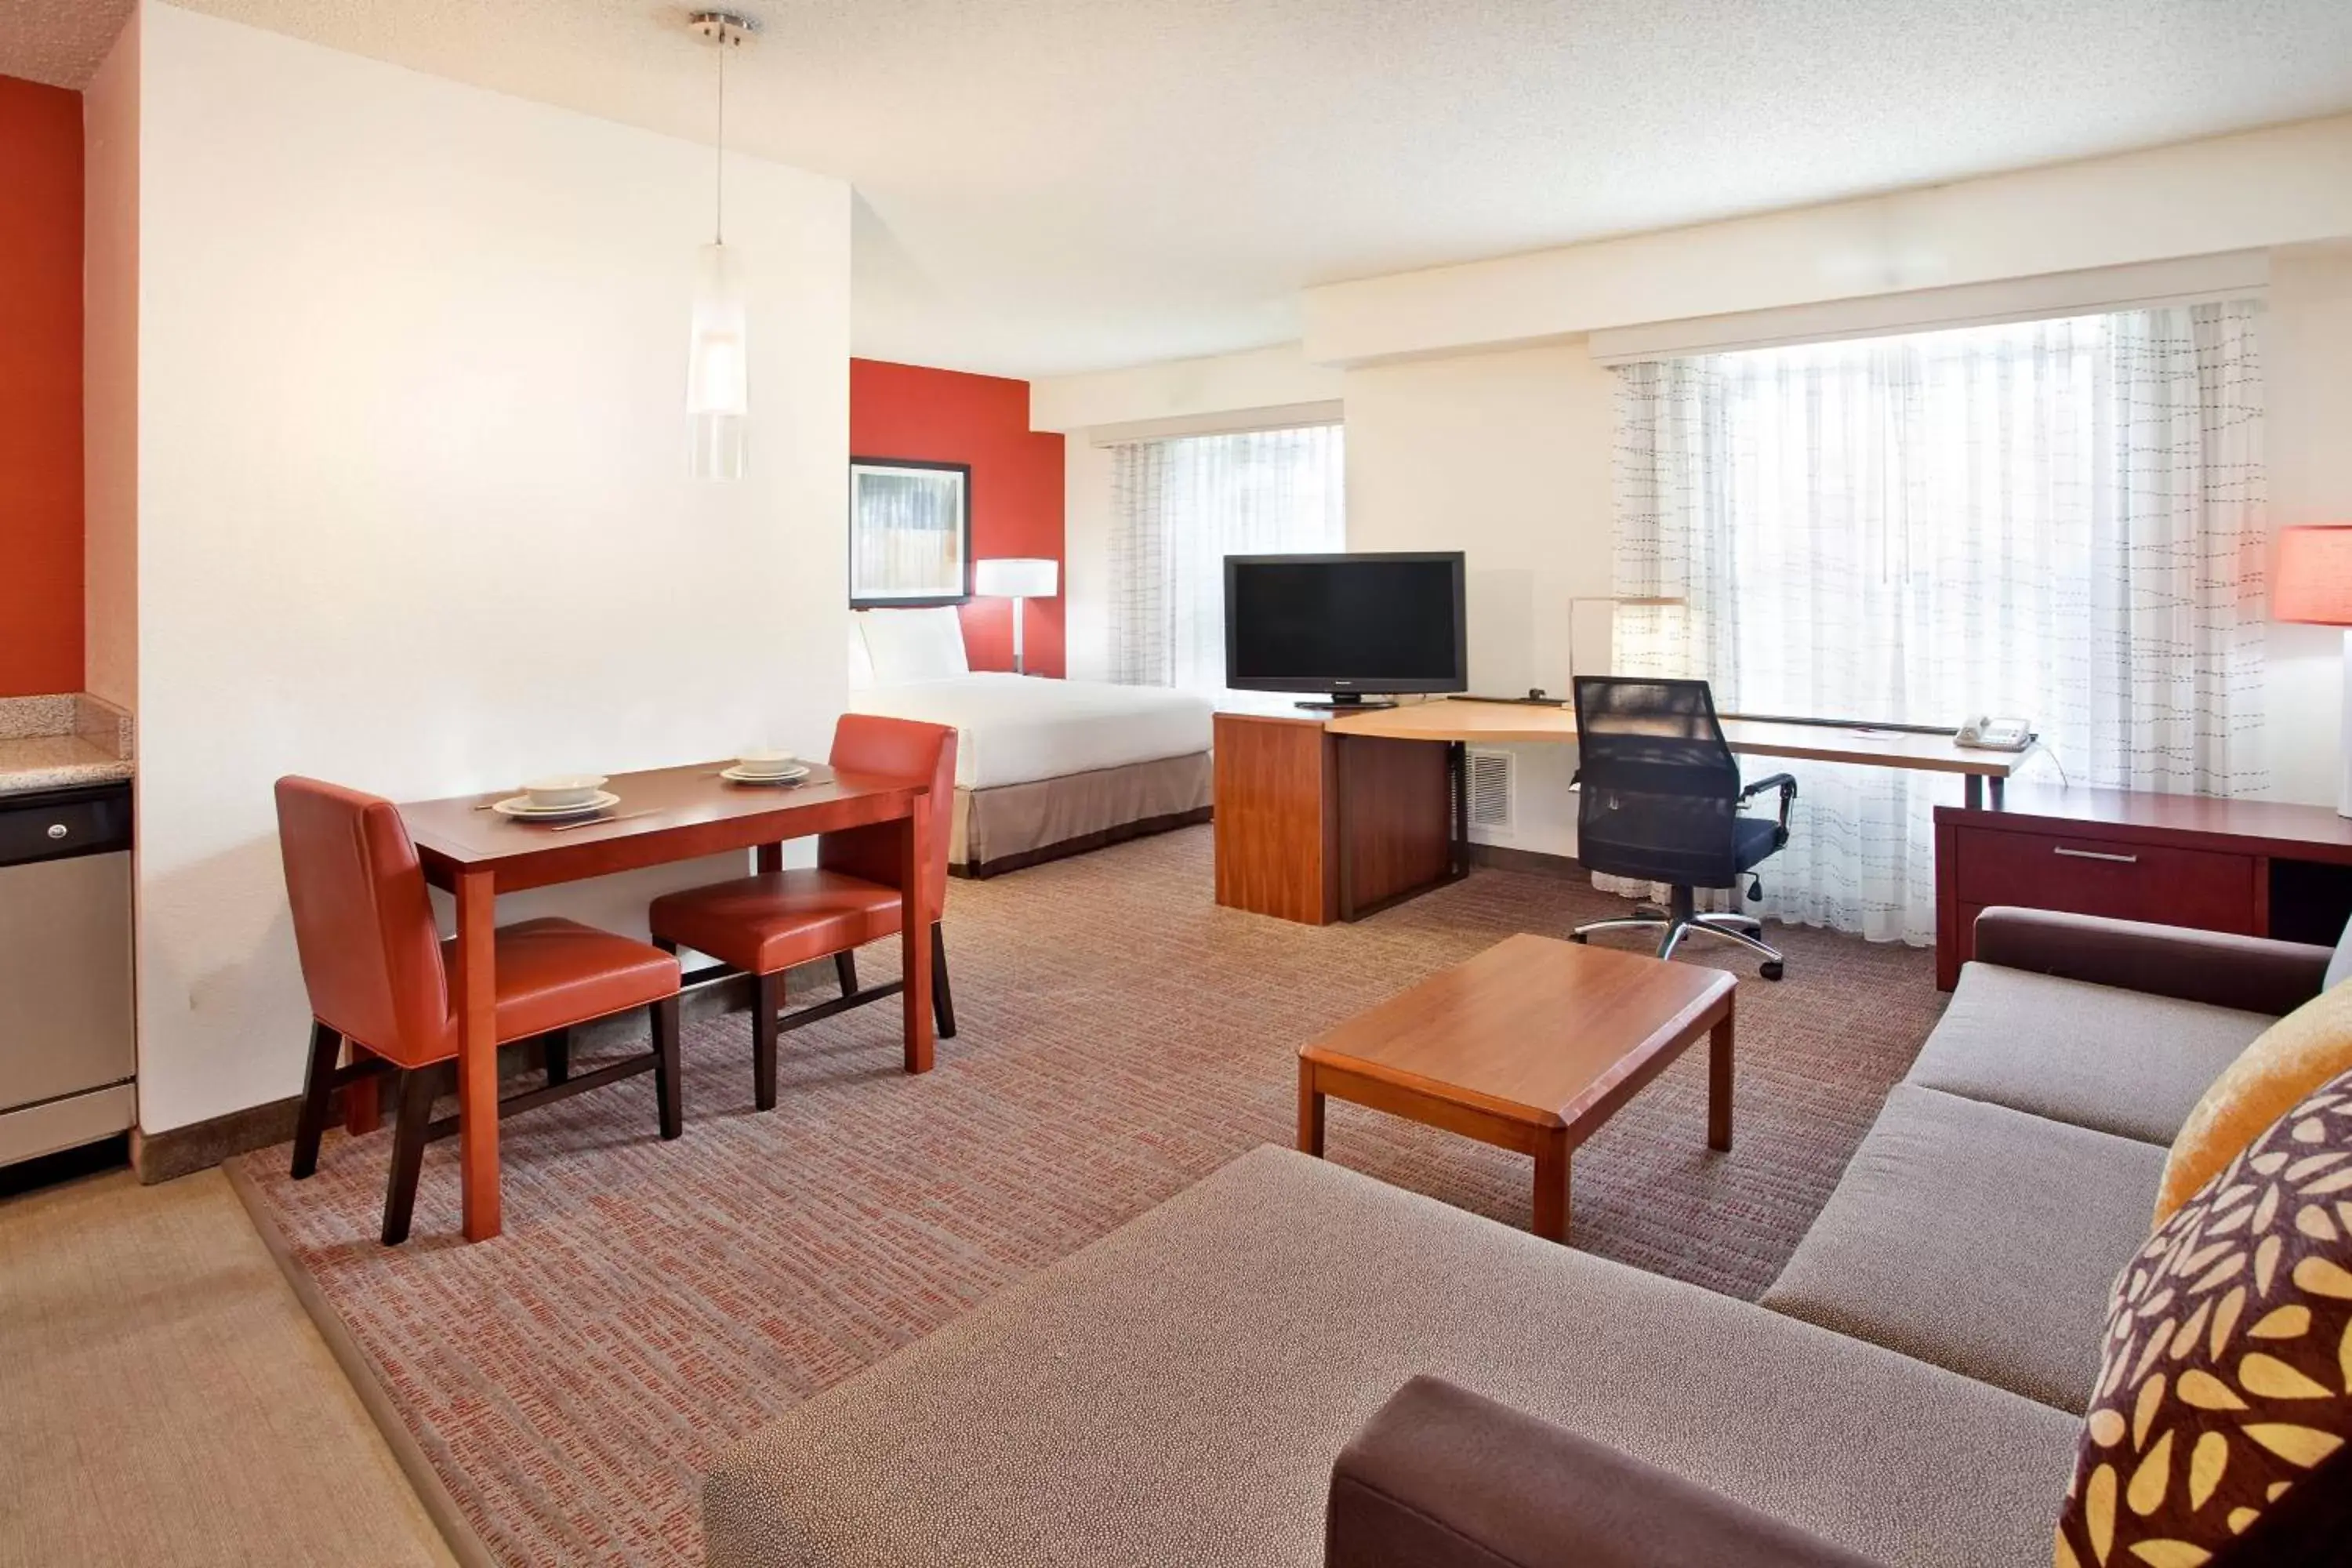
[849,458,971,608]
[1107,423,1346,698]
[1613,303,2267,942]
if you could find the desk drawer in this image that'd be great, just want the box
[1952,826,2256,932]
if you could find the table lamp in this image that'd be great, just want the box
[974,557,1058,676]
[2274,525,2352,817]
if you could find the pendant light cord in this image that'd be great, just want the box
[713,32,727,246]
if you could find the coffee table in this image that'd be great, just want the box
[1298,932,1737,1243]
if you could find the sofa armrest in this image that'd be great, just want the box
[1971,907,2330,1017]
[1324,1377,1884,1568]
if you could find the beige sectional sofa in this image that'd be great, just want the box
[703,908,2332,1568]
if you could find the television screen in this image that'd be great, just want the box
[1225,552,1466,699]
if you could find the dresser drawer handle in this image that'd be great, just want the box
[2053,846,2138,865]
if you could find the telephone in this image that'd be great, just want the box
[1955,714,2034,752]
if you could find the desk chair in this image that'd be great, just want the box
[1566,677,1797,980]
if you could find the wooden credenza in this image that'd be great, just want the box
[1933,785,2352,989]
[1213,711,1461,925]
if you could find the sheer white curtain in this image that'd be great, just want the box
[1108,424,1346,697]
[1612,302,2268,943]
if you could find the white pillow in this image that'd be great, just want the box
[859,607,971,684]
[847,615,877,691]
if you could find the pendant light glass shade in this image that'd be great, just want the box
[687,241,749,481]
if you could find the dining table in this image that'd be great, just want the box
[392,758,934,1242]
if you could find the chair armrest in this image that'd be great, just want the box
[1740,772,1798,836]
[1324,1377,1886,1568]
[1971,907,2331,1017]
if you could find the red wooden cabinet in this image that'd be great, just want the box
[1934,785,2352,990]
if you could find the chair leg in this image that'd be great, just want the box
[544,1028,571,1087]
[834,950,858,997]
[653,996,682,1140]
[291,1020,343,1180]
[931,920,956,1040]
[753,971,781,1111]
[379,1068,440,1246]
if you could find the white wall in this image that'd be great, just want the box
[1030,343,1342,434]
[2264,242,2352,807]
[131,3,852,1134]
[1343,344,1615,856]
[1303,114,2352,365]
[83,10,139,713]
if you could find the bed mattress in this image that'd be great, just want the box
[847,674,1214,791]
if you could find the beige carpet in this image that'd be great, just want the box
[233,826,1947,1566]
[0,1167,453,1568]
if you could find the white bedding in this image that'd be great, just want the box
[847,674,1214,791]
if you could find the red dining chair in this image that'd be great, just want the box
[275,776,684,1243]
[647,715,957,1110]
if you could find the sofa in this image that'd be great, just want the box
[702,908,2335,1568]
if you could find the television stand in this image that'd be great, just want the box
[1294,695,1397,713]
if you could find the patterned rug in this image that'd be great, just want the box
[232,826,1946,1566]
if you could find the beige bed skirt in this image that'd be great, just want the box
[951,752,1213,878]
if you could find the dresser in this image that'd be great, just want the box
[1933,785,2352,989]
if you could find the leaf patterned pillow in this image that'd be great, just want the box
[2055,1066,2352,1567]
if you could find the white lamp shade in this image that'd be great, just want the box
[687,242,749,481]
[975,557,1058,599]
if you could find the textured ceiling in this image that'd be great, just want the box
[0,0,134,88]
[12,2,2352,377]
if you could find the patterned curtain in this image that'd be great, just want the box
[1612,302,2269,944]
[1109,424,1347,697]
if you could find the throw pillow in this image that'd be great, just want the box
[2325,913,2352,994]
[2158,981,2352,1224]
[2055,1066,2352,1568]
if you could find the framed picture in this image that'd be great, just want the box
[849,457,972,608]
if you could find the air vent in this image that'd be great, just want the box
[1467,750,1512,829]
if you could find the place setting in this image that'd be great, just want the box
[477,775,652,832]
[717,749,811,786]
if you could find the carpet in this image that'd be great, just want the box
[231,826,1946,1567]
[0,1169,454,1568]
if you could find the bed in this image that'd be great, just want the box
[847,608,1214,877]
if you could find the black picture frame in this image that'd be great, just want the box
[848,456,973,609]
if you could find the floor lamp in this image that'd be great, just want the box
[975,557,1058,676]
[2274,525,2352,817]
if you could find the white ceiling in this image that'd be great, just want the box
[9,1,2352,378]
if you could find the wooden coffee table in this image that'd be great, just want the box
[1298,933,1737,1243]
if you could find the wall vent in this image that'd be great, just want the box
[1466,750,1513,829]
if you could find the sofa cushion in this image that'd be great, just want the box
[2157,979,2352,1222]
[1907,964,2273,1146]
[1762,1085,2166,1412]
[706,1145,2078,1568]
[2056,1067,2352,1568]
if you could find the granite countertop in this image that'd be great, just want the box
[0,693,135,797]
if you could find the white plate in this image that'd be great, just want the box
[720,764,811,786]
[492,789,621,818]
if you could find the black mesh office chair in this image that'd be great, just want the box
[1567,677,1797,979]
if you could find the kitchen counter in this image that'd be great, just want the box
[0,694,135,797]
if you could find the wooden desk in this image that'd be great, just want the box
[400,761,931,1242]
[1214,697,2037,927]
[1298,933,1735,1243]
[1327,699,2034,809]
[1933,783,2352,989]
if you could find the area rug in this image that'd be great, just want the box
[232,826,1945,1566]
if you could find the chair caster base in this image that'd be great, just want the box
[1759,960,1784,982]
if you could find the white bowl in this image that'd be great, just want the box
[733,750,797,778]
[523,774,608,809]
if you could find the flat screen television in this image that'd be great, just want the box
[1224,551,1468,710]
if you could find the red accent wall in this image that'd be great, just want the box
[0,74,84,698]
[850,359,1066,677]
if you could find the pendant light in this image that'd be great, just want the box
[687,11,758,481]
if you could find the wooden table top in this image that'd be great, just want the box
[1300,933,1735,1131]
[1319,698,2034,778]
[400,760,924,891]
